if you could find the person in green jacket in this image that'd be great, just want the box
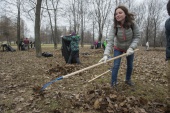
[102,40,107,50]
[63,32,81,64]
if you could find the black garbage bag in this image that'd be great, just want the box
[1,44,16,52]
[42,52,53,57]
[61,36,78,63]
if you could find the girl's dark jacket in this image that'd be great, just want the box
[165,18,170,61]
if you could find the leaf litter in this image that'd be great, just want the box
[0,47,169,113]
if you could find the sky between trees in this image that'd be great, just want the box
[0,0,168,47]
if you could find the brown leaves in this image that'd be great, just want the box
[93,98,102,109]
[0,47,168,113]
[47,64,84,77]
[69,84,167,113]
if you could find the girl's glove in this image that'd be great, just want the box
[126,48,134,56]
[99,56,108,63]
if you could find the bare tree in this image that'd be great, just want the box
[52,0,60,48]
[45,0,60,49]
[72,0,77,33]
[0,16,11,43]
[62,0,81,34]
[92,0,112,43]
[35,0,42,57]
[131,2,146,46]
[45,0,55,47]
[143,0,164,47]
[80,0,84,47]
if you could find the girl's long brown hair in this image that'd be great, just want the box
[114,5,135,31]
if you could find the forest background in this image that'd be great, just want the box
[0,0,168,48]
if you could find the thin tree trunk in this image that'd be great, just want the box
[54,9,57,49]
[154,19,156,48]
[80,0,84,47]
[92,20,95,45]
[17,0,20,50]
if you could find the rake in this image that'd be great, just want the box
[40,49,139,91]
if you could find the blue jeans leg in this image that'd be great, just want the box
[126,54,134,81]
[111,49,123,86]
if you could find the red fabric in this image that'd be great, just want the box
[24,38,29,44]
[114,46,126,53]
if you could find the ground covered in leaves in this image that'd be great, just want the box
[0,46,169,113]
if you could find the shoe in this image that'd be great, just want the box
[111,82,118,87]
[125,80,134,86]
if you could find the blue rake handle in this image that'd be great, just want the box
[40,49,139,92]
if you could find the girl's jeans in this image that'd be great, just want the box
[111,49,134,86]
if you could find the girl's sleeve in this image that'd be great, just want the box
[129,22,141,49]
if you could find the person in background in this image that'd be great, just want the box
[19,38,25,50]
[102,40,107,50]
[23,38,29,50]
[99,5,140,87]
[94,40,98,49]
[165,0,170,112]
[32,41,35,48]
[30,41,33,48]
[63,32,81,64]
[146,41,149,51]
[1,42,8,51]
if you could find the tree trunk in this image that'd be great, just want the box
[73,0,76,33]
[92,20,95,45]
[153,19,156,48]
[54,9,57,49]
[80,0,84,47]
[46,0,55,47]
[35,0,42,57]
[17,0,20,50]
[146,18,149,43]
[98,25,103,43]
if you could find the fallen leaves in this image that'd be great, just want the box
[0,47,168,113]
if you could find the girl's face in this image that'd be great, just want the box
[115,8,126,24]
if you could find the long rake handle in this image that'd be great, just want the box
[63,49,139,79]
[88,70,111,82]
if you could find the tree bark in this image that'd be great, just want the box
[35,0,42,57]
[17,0,20,50]
[80,0,84,47]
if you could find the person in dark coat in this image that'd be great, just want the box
[19,39,25,50]
[30,41,33,48]
[23,38,29,50]
[63,32,81,64]
[165,0,170,112]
